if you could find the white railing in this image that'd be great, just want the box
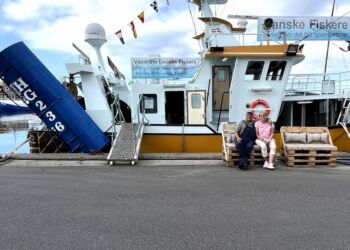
[208,32,285,47]
[285,71,350,97]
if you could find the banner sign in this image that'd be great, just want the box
[257,16,350,41]
[131,58,202,79]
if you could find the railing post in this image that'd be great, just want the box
[217,91,229,131]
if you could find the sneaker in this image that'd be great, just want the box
[266,163,275,170]
[263,161,269,168]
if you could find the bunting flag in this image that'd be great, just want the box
[150,0,158,12]
[112,0,165,45]
[129,21,137,38]
[115,30,125,44]
[137,11,145,23]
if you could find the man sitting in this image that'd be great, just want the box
[234,111,256,170]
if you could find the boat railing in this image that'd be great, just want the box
[110,93,125,142]
[134,94,149,138]
[286,71,350,97]
[208,32,284,47]
[217,91,229,131]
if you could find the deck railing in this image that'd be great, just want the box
[286,71,350,97]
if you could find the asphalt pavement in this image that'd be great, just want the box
[0,162,349,249]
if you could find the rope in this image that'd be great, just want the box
[0,135,34,162]
[187,0,202,51]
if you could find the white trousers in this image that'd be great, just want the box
[255,139,276,158]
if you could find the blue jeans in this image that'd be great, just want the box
[235,140,255,164]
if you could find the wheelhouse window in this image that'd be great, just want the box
[266,61,287,81]
[244,61,264,81]
[191,94,202,109]
[140,94,157,113]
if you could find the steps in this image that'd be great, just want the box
[107,123,144,165]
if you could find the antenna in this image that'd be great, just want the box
[72,43,91,65]
[84,23,107,71]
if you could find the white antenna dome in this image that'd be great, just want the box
[85,23,107,48]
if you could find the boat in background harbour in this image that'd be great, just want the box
[0,81,31,115]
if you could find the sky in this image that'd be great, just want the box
[0,0,350,80]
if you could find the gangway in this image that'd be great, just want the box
[107,122,144,165]
[336,96,350,139]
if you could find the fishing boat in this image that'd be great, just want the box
[67,0,306,159]
[0,0,348,163]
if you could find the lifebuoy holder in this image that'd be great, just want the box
[250,99,270,119]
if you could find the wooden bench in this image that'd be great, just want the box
[280,126,337,167]
[222,123,265,167]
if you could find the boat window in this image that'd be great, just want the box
[140,94,157,113]
[191,94,202,109]
[244,61,264,81]
[217,69,226,82]
[266,61,287,81]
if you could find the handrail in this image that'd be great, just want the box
[217,91,229,131]
[206,79,211,110]
[207,32,284,47]
[133,94,149,145]
[286,71,350,97]
[110,93,125,142]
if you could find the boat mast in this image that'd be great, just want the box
[323,0,336,78]
[324,0,335,126]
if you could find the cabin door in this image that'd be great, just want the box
[212,66,231,111]
[187,90,206,124]
[165,91,184,125]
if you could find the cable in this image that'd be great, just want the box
[187,0,202,51]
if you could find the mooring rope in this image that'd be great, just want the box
[0,135,34,162]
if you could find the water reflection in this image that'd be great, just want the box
[0,114,42,153]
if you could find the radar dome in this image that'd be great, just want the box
[85,23,107,47]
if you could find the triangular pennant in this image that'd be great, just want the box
[138,11,145,23]
[129,21,137,39]
[115,30,125,44]
[150,0,158,12]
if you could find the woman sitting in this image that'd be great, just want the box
[255,112,276,170]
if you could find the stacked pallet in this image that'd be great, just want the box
[281,148,337,167]
[223,146,265,167]
[280,126,337,167]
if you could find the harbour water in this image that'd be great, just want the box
[0,114,42,154]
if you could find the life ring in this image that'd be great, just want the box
[250,99,270,119]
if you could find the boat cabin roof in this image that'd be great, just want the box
[206,44,304,58]
[198,17,246,32]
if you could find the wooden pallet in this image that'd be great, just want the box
[281,149,337,167]
[223,146,265,167]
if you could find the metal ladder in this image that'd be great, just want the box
[336,97,350,139]
[107,122,144,165]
